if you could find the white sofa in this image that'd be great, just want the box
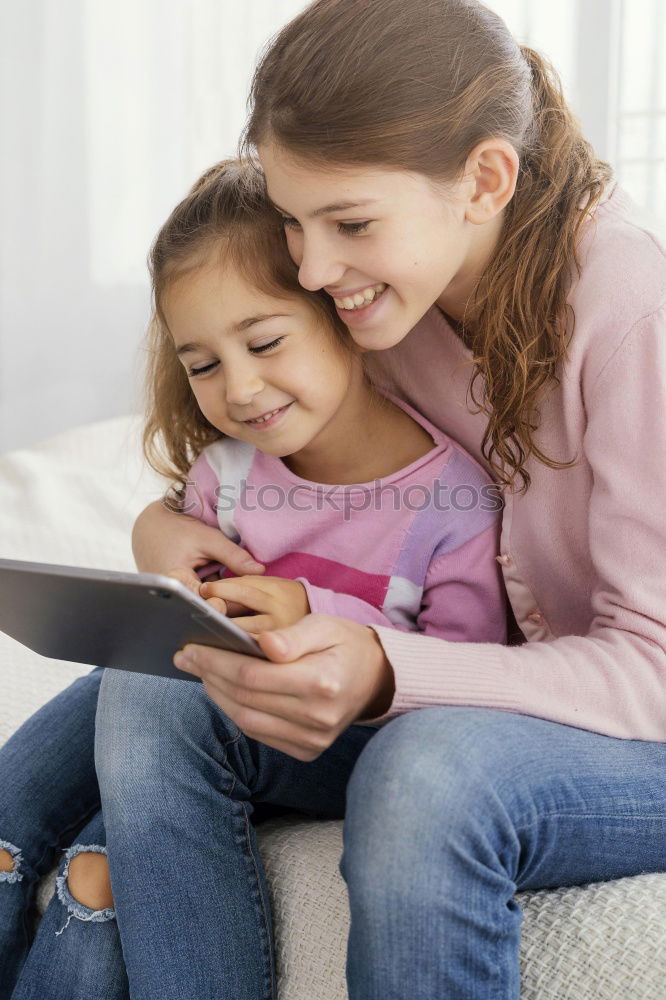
[2,416,666,999]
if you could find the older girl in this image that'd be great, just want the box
[100,0,666,997]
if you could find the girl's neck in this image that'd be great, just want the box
[435,208,506,346]
[282,368,435,486]
[439,309,476,350]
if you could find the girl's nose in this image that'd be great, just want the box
[224,367,264,407]
[297,234,346,292]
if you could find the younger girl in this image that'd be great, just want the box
[0,158,505,999]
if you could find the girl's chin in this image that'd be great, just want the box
[349,323,410,352]
[341,291,418,351]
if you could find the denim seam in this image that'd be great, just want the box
[240,802,276,1000]
[218,724,274,999]
[515,811,666,834]
[220,728,243,799]
[27,800,102,887]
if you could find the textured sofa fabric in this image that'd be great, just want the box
[2,416,666,998]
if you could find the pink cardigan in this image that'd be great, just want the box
[362,183,666,740]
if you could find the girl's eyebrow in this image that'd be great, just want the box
[271,199,378,218]
[175,314,290,356]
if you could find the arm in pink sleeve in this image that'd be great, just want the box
[417,523,507,643]
[181,450,233,580]
[298,519,505,642]
[298,579,398,628]
[362,306,666,739]
[182,452,220,529]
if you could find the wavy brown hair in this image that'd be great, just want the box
[143,158,351,493]
[241,0,613,491]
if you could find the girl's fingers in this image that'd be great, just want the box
[133,502,265,578]
[206,596,228,615]
[188,520,266,577]
[166,566,204,595]
[176,645,334,700]
[225,600,257,617]
[202,579,273,614]
[204,669,301,717]
[230,614,274,634]
[208,689,321,760]
[204,595,260,618]
[258,612,343,662]
[201,672,330,754]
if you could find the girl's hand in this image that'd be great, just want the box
[132,499,265,593]
[201,576,310,633]
[173,614,396,761]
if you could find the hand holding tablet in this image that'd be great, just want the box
[0,558,266,683]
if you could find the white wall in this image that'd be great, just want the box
[1,0,663,452]
[0,0,307,452]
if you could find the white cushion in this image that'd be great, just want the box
[0,415,164,739]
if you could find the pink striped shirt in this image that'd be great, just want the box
[183,396,507,647]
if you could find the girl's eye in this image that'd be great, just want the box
[188,361,219,378]
[281,216,370,237]
[187,338,284,378]
[338,221,370,236]
[249,337,284,354]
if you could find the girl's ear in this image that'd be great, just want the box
[463,139,520,225]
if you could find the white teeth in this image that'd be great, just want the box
[333,283,386,311]
[248,407,281,424]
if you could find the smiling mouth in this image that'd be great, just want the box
[332,283,387,311]
[243,403,292,425]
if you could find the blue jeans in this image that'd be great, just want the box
[93,669,666,1000]
[93,667,380,1000]
[4,667,666,999]
[0,667,128,1000]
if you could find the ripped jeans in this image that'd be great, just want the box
[0,667,127,1000]
[95,670,666,1000]
[0,665,379,1000]
[6,663,666,1000]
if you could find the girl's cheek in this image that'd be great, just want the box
[285,230,303,265]
[194,387,221,422]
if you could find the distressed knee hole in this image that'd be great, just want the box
[0,840,24,883]
[67,851,114,910]
[54,844,116,935]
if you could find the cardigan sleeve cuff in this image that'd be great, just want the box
[358,625,522,725]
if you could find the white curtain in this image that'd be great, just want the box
[490,0,666,229]
[0,0,307,451]
[1,0,663,451]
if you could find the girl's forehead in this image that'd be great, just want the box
[165,263,311,328]
[258,142,423,211]
[167,261,278,308]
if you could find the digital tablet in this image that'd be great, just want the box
[0,558,266,683]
